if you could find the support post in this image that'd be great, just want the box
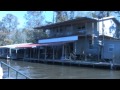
[52,46,55,64]
[45,47,47,60]
[9,48,12,60]
[23,48,25,61]
[30,48,31,62]
[38,47,40,61]
[85,23,87,61]
[53,46,54,60]
[97,21,100,61]
[62,45,64,60]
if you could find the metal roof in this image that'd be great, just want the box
[0,41,75,49]
[0,43,33,49]
[16,44,41,48]
[38,41,75,46]
[34,17,97,29]
[34,16,120,30]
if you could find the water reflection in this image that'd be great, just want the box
[1,59,120,79]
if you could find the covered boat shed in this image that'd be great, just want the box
[0,41,74,61]
[0,43,40,60]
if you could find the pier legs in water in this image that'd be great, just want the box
[110,61,114,70]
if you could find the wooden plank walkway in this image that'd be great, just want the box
[21,58,120,70]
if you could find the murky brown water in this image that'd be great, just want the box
[1,59,120,79]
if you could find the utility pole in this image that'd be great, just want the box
[98,11,104,61]
[102,15,104,61]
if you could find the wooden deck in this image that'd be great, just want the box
[21,58,120,70]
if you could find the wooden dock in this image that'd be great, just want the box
[21,58,120,70]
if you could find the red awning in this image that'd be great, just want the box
[16,41,74,48]
[16,44,47,48]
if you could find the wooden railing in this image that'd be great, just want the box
[40,32,87,40]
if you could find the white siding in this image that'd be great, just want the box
[98,19,116,37]
[101,40,120,64]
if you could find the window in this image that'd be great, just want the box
[77,25,86,34]
[56,29,60,33]
[56,28,64,36]
[108,44,114,52]
[89,40,94,49]
[77,25,85,30]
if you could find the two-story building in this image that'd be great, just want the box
[34,16,120,63]
[34,17,99,60]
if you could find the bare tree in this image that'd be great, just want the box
[24,11,44,29]
[24,11,47,43]
[54,11,69,22]
[0,14,19,45]
[2,14,19,32]
[69,11,74,19]
[91,11,113,18]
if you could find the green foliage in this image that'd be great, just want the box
[24,29,47,43]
